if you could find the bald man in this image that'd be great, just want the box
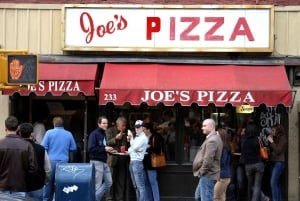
[192,119,223,201]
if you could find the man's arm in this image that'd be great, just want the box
[44,152,51,183]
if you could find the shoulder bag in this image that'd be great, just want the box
[151,137,167,168]
[257,137,268,160]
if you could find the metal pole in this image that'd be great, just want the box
[83,98,88,162]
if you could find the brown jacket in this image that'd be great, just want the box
[269,134,287,162]
[193,132,223,180]
[0,135,37,192]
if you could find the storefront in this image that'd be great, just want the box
[1,3,299,200]
[2,63,99,162]
[97,62,292,200]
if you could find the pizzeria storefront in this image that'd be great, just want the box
[3,63,99,162]
[0,4,296,201]
[97,63,292,200]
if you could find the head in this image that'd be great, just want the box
[143,122,154,136]
[116,117,127,132]
[245,122,259,136]
[162,109,173,121]
[19,123,34,139]
[217,128,231,151]
[5,116,19,133]
[202,119,216,135]
[135,120,145,134]
[272,124,285,138]
[53,116,64,127]
[97,116,109,131]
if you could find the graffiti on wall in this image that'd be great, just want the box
[259,107,281,145]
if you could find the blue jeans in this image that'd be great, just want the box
[195,175,216,201]
[271,162,285,201]
[0,191,26,197]
[129,161,146,201]
[44,160,65,201]
[90,160,112,201]
[245,162,264,201]
[235,164,247,200]
[195,176,201,201]
[145,169,160,201]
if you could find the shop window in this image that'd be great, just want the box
[102,104,236,163]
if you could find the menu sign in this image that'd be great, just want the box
[63,5,274,52]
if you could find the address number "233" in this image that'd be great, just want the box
[103,93,117,101]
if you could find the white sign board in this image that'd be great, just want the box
[63,5,274,52]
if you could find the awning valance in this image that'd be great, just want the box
[2,63,98,96]
[99,63,292,107]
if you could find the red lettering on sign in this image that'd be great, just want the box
[146,17,161,40]
[205,17,224,41]
[180,17,200,41]
[230,17,254,41]
[80,12,128,44]
[146,16,255,42]
[170,17,175,40]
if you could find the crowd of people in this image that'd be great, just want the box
[0,115,77,201]
[193,118,287,201]
[0,114,287,201]
[88,116,165,201]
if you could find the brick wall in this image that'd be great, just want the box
[0,0,300,6]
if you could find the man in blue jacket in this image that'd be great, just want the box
[41,116,77,201]
[88,116,114,201]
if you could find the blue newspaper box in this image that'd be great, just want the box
[55,163,95,201]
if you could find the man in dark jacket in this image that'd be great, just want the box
[0,116,37,197]
[19,122,51,201]
[88,116,114,201]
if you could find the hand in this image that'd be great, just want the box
[105,146,114,153]
[115,132,124,140]
[267,135,274,143]
[127,130,133,141]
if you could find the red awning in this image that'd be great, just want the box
[99,63,292,107]
[2,63,98,96]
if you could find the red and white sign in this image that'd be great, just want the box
[99,63,293,107]
[63,5,274,52]
[3,80,95,96]
[2,63,98,96]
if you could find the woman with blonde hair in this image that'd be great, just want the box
[214,128,232,201]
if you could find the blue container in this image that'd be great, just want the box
[55,163,95,201]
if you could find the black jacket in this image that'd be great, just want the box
[0,135,37,192]
[26,139,46,191]
[143,133,165,169]
[88,128,108,162]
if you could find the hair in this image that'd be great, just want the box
[143,122,154,133]
[272,124,285,138]
[97,116,108,124]
[163,109,173,118]
[5,116,19,131]
[19,123,34,138]
[218,128,231,152]
[53,116,64,127]
[245,122,259,136]
[116,116,127,125]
